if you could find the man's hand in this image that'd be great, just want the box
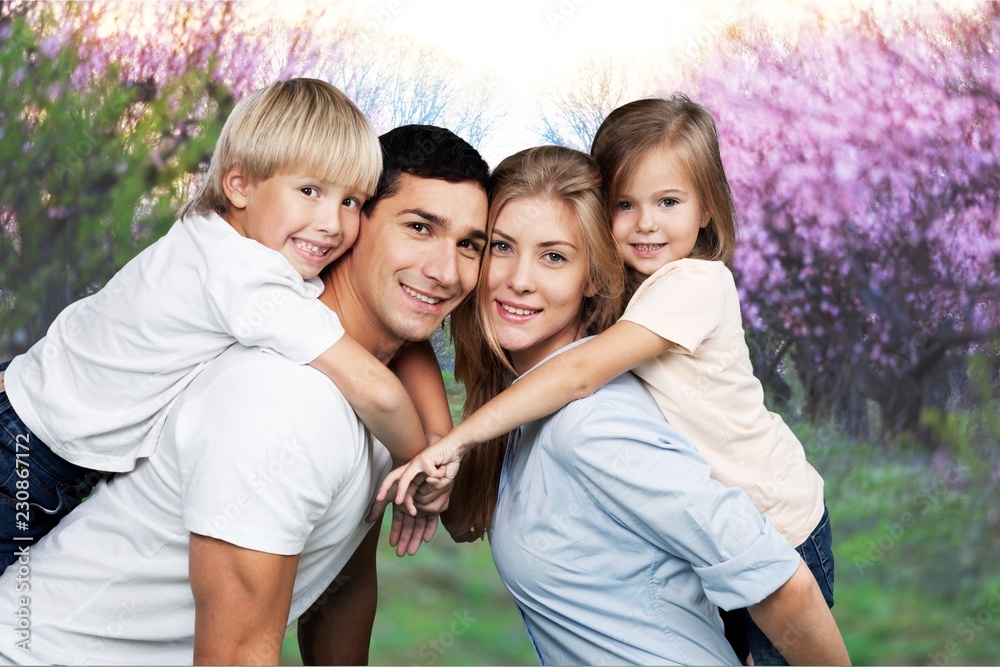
[190,533,299,665]
[388,504,438,557]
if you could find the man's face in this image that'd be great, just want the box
[350,174,489,343]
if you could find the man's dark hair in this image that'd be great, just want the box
[362,125,490,216]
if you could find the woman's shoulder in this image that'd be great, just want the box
[548,373,667,441]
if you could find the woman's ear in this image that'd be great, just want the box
[584,277,598,299]
[221,168,250,211]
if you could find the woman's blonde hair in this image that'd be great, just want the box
[591,94,738,292]
[178,78,382,219]
[445,146,625,542]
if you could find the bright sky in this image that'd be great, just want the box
[322,0,982,165]
[226,0,980,165]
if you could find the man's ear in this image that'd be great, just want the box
[221,168,250,211]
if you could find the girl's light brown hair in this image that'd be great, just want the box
[178,78,381,219]
[590,94,738,290]
[444,146,625,542]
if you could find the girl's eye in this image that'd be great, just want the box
[490,240,512,254]
[659,198,679,207]
[615,201,633,211]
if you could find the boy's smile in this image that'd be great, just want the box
[223,171,367,280]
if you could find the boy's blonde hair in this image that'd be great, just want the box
[447,146,625,542]
[591,95,738,272]
[179,78,382,219]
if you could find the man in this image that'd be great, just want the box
[0,125,490,665]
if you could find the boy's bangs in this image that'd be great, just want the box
[271,116,382,197]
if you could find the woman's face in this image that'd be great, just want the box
[486,197,591,375]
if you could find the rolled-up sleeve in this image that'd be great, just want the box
[558,391,801,610]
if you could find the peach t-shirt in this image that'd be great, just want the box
[620,258,825,547]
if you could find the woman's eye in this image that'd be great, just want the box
[545,252,566,263]
[490,241,512,253]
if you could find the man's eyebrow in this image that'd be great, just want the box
[398,208,447,226]
[400,208,487,242]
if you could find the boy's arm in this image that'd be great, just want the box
[390,340,454,441]
[379,320,674,510]
[747,560,851,665]
[310,335,425,466]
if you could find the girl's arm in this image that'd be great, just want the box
[389,340,454,442]
[310,335,425,467]
[379,320,675,513]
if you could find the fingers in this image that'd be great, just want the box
[376,466,406,503]
[420,515,438,543]
[393,506,416,558]
[365,493,392,524]
[394,466,427,507]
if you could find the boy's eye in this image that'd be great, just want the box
[301,186,319,197]
[343,197,360,209]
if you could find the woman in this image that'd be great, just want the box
[441,146,849,665]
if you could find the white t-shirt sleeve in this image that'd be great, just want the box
[205,249,344,365]
[621,260,725,355]
[557,394,801,610]
[177,358,357,555]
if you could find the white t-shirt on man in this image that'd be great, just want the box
[0,345,389,665]
[4,211,345,472]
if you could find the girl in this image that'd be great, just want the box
[381,96,834,665]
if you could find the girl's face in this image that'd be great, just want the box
[487,197,592,375]
[611,144,710,278]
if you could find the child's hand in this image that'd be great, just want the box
[375,437,464,516]
[412,476,452,514]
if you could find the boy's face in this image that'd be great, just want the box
[225,171,368,280]
[346,174,489,344]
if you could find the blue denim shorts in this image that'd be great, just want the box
[721,506,835,665]
[0,359,104,572]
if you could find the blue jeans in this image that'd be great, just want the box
[721,507,835,665]
[0,359,105,572]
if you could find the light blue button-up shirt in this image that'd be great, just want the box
[490,339,801,666]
